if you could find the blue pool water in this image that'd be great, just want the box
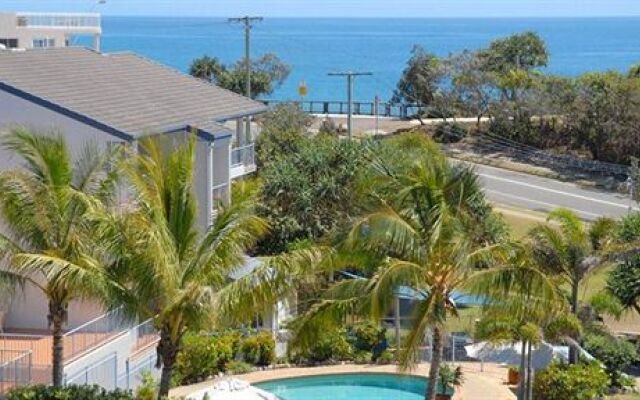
[254,373,431,400]
[85,17,640,101]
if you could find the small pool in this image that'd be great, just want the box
[254,373,431,400]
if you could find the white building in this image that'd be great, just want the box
[0,12,102,50]
[0,46,288,392]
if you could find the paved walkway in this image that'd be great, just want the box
[170,362,516,400]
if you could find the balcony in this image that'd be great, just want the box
[230,143,257,179]
[16,12,101,33]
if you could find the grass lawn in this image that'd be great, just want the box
[607,395,640,400]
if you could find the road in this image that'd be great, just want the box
[467,163,638,220]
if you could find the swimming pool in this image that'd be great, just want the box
[254,373,431,400]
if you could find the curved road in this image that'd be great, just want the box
[468,163,638,220]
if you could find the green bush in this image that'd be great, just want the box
[433,122,467,143]
[533,362,609,400]
[173,333,236,385]
[241,331,276,366]
[583,333,637,388]
[293,328,353,363]
[376,350,395,365]
[353,350,373,365]
[349,323,386,352]
[227,360,254,375]
[7,385,134,400]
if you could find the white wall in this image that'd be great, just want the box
[0,89,127,330]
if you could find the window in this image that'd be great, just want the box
[32,38,55,48]
[0,38,18,48]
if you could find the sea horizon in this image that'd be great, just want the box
[90,16,640,101]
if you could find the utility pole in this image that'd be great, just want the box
[328,71,372,140]
[229,16,263,144]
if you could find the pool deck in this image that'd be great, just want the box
[170,362,516,400]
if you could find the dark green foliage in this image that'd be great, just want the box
[348,323,387,359]
[479,31,548,73]
[583,333,637,388]
[533,362,609,400]
[609,212,640,313]
[240,331,276,366]
[6,385,134,400]
[189,53,290,99]
[256,135,369,254]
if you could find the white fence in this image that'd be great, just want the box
[65,353,117,390]
[118,350,158,391]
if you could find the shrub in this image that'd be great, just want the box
[173,333,236,385]
[375,350,395,365]
[7,385,134,400]
[349,323,386,352]
[583,333,637,388]
[227,360,254,375]
[241,331,276,366]
[134,371,157,400]
[533,362,609,400]
[353,350,373,365]
[433,122,466,143]
[315,328,353,362]
[291,328,353,364]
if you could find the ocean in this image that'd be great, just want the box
[93,17,640,101]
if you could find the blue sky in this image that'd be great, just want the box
[3,0,640,17]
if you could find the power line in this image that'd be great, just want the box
[328,71,372,140]
[229,16,263,143]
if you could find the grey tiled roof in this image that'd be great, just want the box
[0,47,266,139]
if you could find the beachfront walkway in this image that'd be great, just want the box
[170,362,516,400]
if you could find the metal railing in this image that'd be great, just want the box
[65,353,117,390]
[264,99,426,119]
[0,350,32,394]
[231,143,256,168]
[212,182,228,203]
[118,350,158,391]
[63,308,127,361]
[133,319,158,351]
[16,13,101,29]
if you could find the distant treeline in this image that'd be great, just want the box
[393,32,640,165]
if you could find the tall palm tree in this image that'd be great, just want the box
[291,143,512,400]
[92,135,324,398]
[528,208,614,362]
[0,128,115,386]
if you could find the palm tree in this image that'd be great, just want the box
[290,142,512,400]
[92,135,323,398]
[528,208,614,362]
[0,128,115,386]
[474,245,579,400]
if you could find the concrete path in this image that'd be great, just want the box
[170,362,516,400]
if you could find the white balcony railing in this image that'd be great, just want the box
[230,143,256,179]
[16,13,101,30]
[63,307,126,360]
[231,143,255,168]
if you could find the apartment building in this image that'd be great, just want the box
[0,12,102,50]
[0,46,282,392]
